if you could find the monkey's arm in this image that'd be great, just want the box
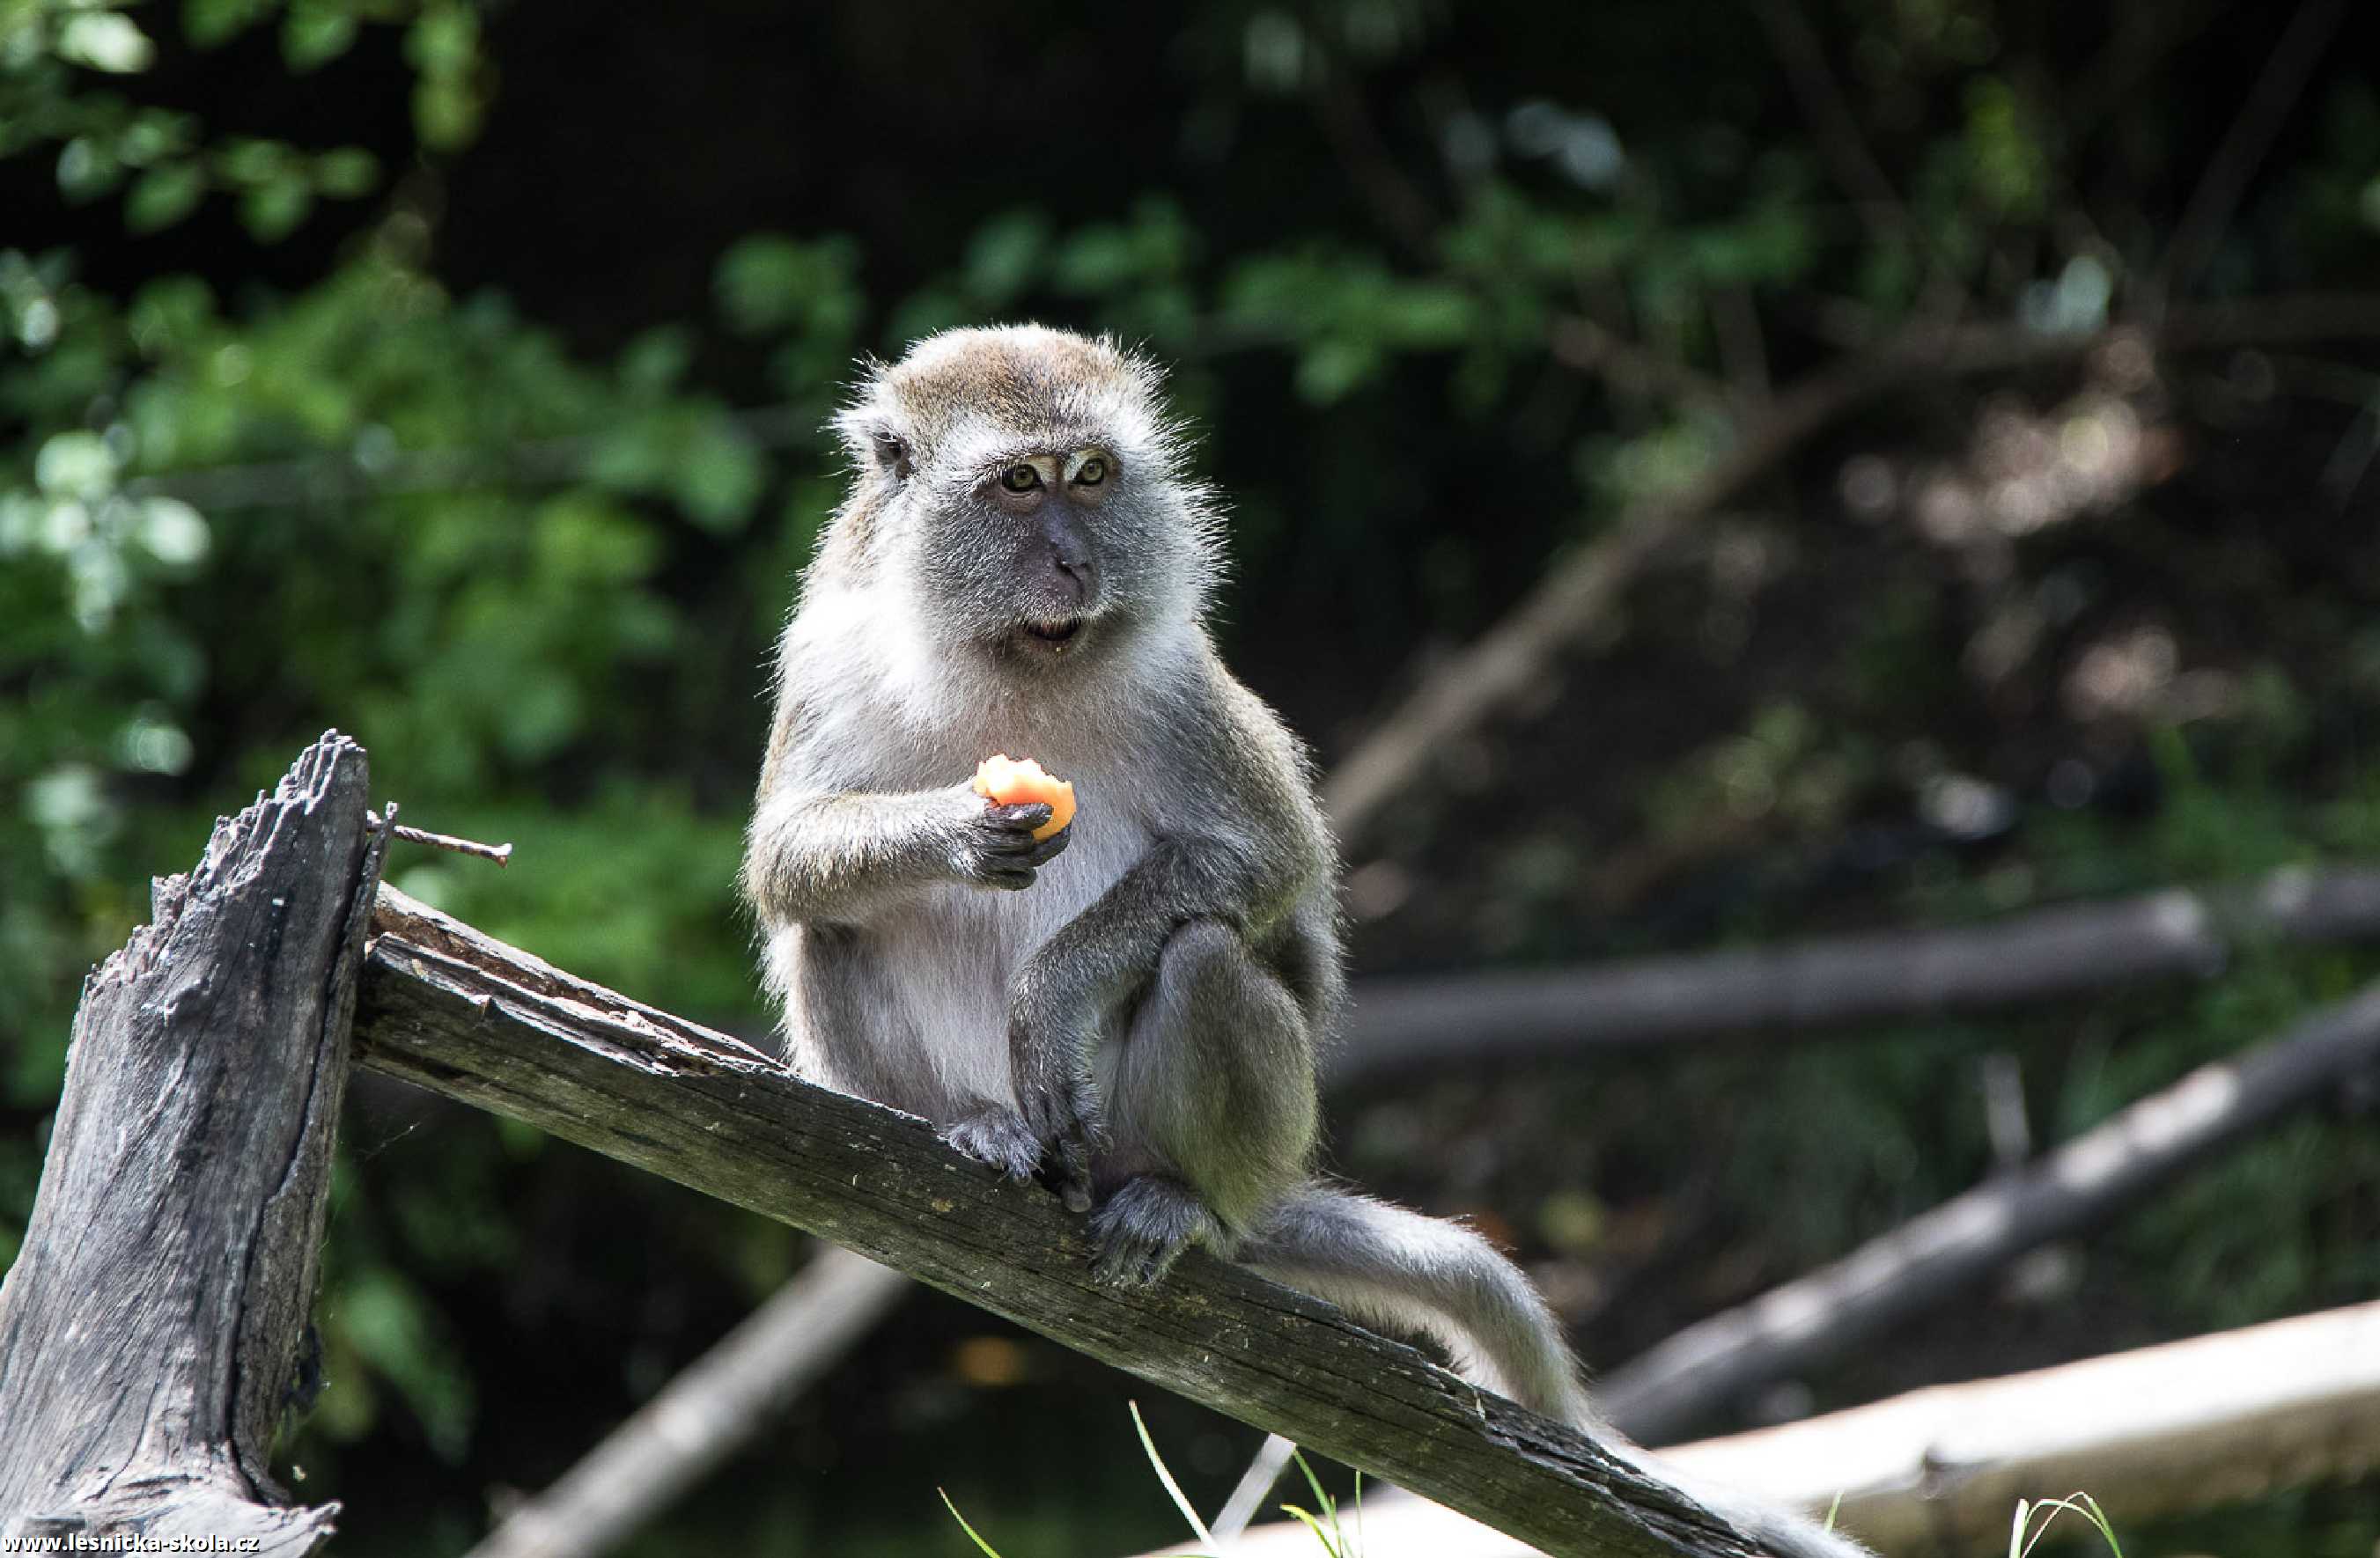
[741,783,1069,928]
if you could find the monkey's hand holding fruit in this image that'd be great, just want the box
[944,760,1072,891]
[945,754,1102,1207]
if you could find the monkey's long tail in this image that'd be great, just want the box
[1235,1185,1872,1558]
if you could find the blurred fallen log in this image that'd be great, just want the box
[1331,865,2380,1082]
[1180,1297,2380,1557]
[1596,979,2380,1443]
[1662,1295,2380,1552]
[353,884,1785,1558]
[466,1246,908,1558]
[0,734,383,1552]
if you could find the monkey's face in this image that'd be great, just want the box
[952,442,1120,659]
[838,326,1221,672]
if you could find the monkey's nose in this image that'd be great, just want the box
[1052,551,1094,603]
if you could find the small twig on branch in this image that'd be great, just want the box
[372,808,514,868]
[351,885,1784,1558]
[1183,1298,2380,1557]
[1593,980,2380,1444]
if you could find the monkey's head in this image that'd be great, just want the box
[829,325,1220,672]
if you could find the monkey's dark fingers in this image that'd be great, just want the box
[983,801,1055,834]
[1013,826,1072,868]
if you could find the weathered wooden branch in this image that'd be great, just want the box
[473,860,2380,1553]
[1596,980,2380,1444]
[352,886,1773,1558]
[1331,865,2380,1080]
[464,1247,909,1558]
[0,734,384,1551]
[1183,1297,2380,1557]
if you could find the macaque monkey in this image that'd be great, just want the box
[743,325,1867,1558]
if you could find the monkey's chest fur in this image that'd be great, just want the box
[777,753,1155,1122]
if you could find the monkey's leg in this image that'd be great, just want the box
[1092,918,1319,1287]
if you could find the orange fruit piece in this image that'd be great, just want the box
[972,753,1077,841]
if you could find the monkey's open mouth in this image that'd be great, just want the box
[1021,618,1083,646]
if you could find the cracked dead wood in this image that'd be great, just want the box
[0,733,384,1551]
[353,885,1774,1558]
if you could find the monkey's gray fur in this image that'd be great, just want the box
[742,324,1868,1558]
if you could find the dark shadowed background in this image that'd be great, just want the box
[5,1,2380,1552]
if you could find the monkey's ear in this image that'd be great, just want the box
[833,401,914,482]
[871,430,914,481]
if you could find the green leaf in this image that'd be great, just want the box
[184,0,276,48]
[619,328,693,395]
[135,497,210,566]
[124,163,204,231]
[405,2,481,73]
[55,138,124,203]
[713,234,863,339]
[33,431,117,500]
[533,496,661,584]
[282,0,358,70]
[672,417,765,533]
[240,180,313,241]
[1294,337,1380,404]
[963,211,1050,307]
[312,146,379,198]
[412,73,484,151]
[58,11,155,72]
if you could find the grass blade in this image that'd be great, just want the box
[938,1488,1006,1558]
[1131,1399,1219,1554]
[1279,1504,1344,1558]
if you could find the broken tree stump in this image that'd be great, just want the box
[0,734,384,1553]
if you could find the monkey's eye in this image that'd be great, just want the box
[1072,456,1108,486]
[999,464,1041,493]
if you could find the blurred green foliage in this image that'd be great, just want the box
[4,0,2380,1551]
